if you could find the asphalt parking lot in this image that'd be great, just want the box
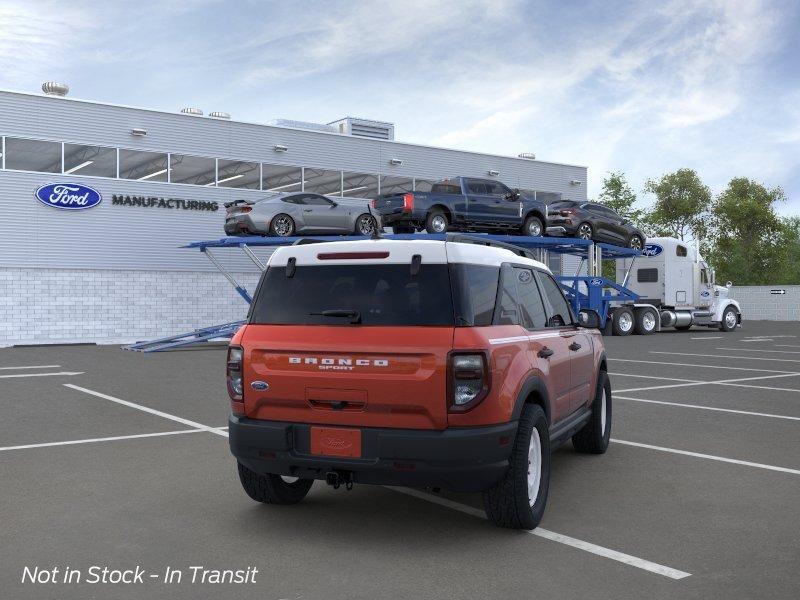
[1,321,799,600]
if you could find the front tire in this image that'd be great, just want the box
[354,213,378,236]
[425,209,449,234]
[269,214,295,237]
[572,371,611,454]
[483,404,550,530]
[237,462,313,505]
[719,306,738,332]
[522,215,544,237]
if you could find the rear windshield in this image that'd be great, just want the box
[431,181,462,194]
[250,264,454,326]
[249,262,501,327]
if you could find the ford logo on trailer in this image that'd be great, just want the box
[35,183,102,210]
[700,290,711,298]
[588,278,603,286]
[641,243,663,257]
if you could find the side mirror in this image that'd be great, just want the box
[330,201,338,208]
[578,310,600,329]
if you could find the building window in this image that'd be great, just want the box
[341,172,379,198]
[262,164,302,192]
[217,159,260,189]
[169,154,216,186]
[4,137,61,173]
[378,175,413,195]
[63,143,117,177]
[304,168,342,196]
[414,178,436,192]
[119,149,169,182]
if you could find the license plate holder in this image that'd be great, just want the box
[310,427,362,458]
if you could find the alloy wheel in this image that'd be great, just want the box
[629,236,643,250]
[357,215,376,236]
[578,224,592,239]
[431,215,447,233]
[273,216,293,236]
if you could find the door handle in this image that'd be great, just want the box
[569,342,582,351]
[537,347,554,359]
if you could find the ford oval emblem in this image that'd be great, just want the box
[642,243,663,257]
[700,290,710,298]
[589,278,603,286]
[250,381,269,391]
[35,183,102,210]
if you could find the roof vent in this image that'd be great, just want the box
[518,152,536,160]
[180,107,203,116]
[42,82,69,97]
[328,117,395,140]
[209,111,230,119]
[268,119,337,134]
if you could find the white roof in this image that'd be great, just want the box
[268,238,550,271]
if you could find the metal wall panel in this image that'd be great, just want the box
[0,89,588,271]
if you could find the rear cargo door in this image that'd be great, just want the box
[242,326,453,429]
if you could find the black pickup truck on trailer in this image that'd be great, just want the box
[371,177,551,236]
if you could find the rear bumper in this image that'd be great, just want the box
[229,415,517,492]
[375,207,423,226]
[224,215,269,236]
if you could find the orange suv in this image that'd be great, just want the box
[228,235,611,529]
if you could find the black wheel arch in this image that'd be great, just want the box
[511,376,551,425]
[428,204,453,220]
[524,210,546,225]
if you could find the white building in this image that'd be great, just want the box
[0,85,587,346]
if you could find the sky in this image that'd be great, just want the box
[1,0,799,213]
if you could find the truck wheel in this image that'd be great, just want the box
[719,306,738,332]
[572,371,611,454]
[269,214,295,237]
[634,308,657,335]
[237,462,313,505]
[482,404,550,530]
[425,210,449,234]
[611,307,634,336]
[522,215,544,237]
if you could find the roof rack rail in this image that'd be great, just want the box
[445,233,538,261]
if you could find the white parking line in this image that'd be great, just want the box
[609,358,798,374]
[390,487,691,580]
[0,429,204,453]
[615,396,800,422]
[650,351,800,364]
[614,372,800,394]
[716,348,800,355]
[0,365,61,370]
[690,336,723,340]
[609,373,700,383]
[64,384,229,438]
[611,439,800,476]
[0,371,84,379]
[776,345,800,348]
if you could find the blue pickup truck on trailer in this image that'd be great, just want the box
[371,176,551,236]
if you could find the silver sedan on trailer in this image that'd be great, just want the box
[224,192,382,237]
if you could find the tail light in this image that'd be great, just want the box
[447,352,490,412]
[227,346,244,401]
[402,193,414,212]
[239,206,252,213]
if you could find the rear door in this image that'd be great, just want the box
[535,270,594,413]
[505,265,572,423]
[242,257,455,430]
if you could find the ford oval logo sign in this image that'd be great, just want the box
[700,290,710,298]
[588,278,603,286]
[642,243,663,257]
[35,183,102,210]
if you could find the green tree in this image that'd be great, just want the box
[597,171,644,225]
[706,178,793,285]
[643,168,711,241]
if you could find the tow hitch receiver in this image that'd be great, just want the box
[325,470,354,490]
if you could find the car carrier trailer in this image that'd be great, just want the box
[124,233,739,352]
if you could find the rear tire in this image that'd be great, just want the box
[237,462,313,505]
[425,209,449,234]
[612,307,634,336]
[483,404,550,530]
[719,306,738,332]
[522,215,544,237]
[354,213,378,236]
[572,372,611,454]
[269,214,295,237]
[634,308,657,335]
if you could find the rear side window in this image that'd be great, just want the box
[637,268,658,282]
[537,272,573,327]
[450,264,499,326]
[431,182,462,194]
[250,264,453,326]
[514,268,547,329]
